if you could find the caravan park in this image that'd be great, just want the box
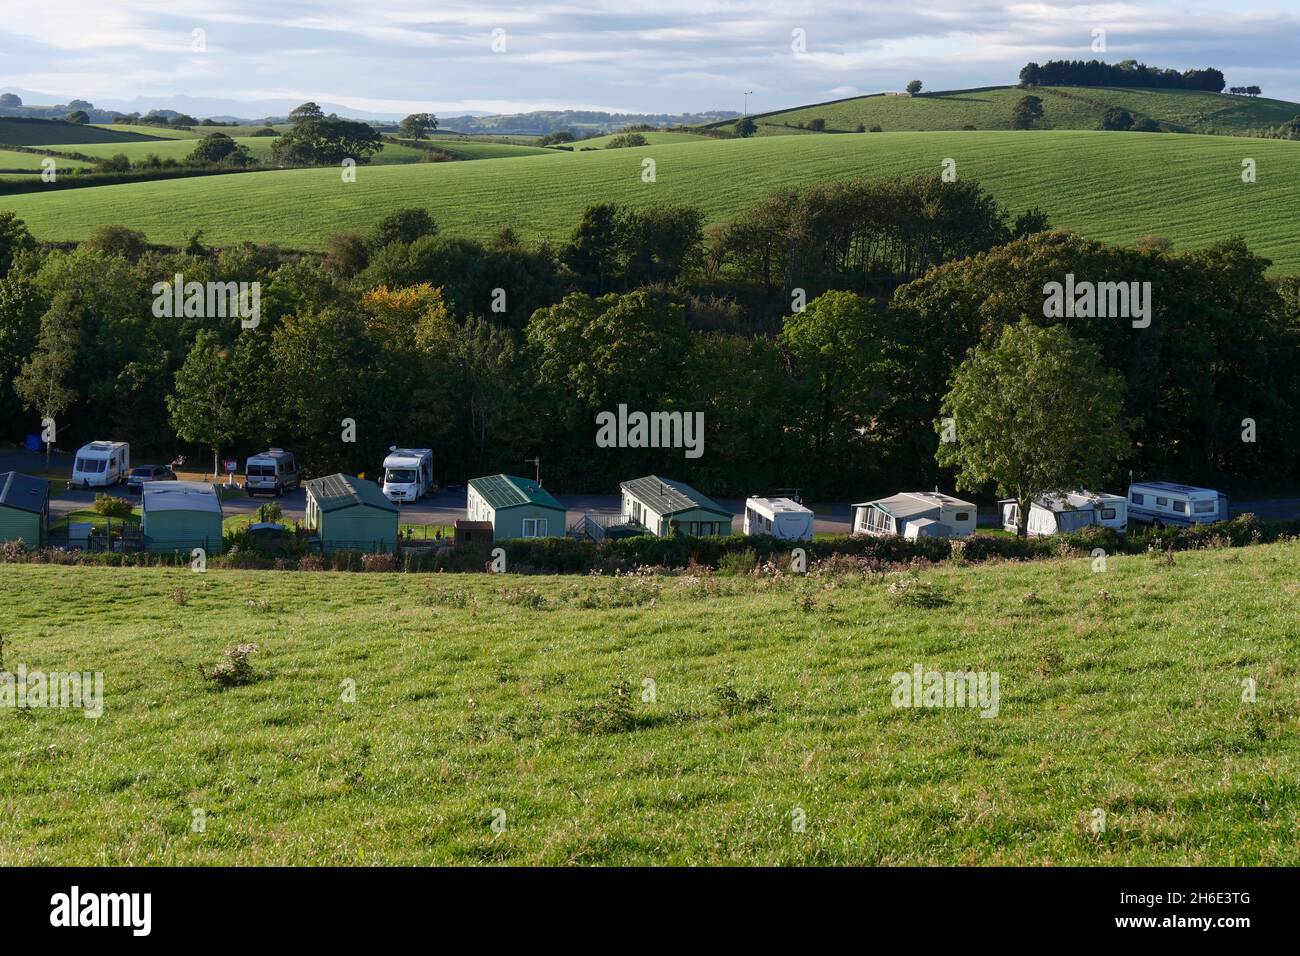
[1,2,1298,889]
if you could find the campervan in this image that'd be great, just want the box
[381,448,435,503]
[999,490,1127,536]
[244,449,300,497]
[744,496,814,541]
[1127,481,1228,527]
[72,441,130,488]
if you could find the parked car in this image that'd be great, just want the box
[126,464,177,494]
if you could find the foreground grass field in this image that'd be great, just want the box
[1,541,1297,865]
[4,129,1297,270]
[716,85,1300,136]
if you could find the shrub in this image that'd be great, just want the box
[200,643,259,688]
[361,552,395,572]
[717,547,758,576]
[570,678,638,734]
[712,669,773,716]
[92,494,135,519]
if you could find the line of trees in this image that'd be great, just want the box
[1,175,1297,503]
[1019,60,1226,92]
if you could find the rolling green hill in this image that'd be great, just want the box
[0,148,92,171]
[0,117,168,145]
[1,542,1297,864]
[573,130,716,149]
[714,86,1300,136]
[3,130,1297,270]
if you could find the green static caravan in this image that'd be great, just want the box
[140,480,224,554]
[466,474,565,541]
[0,471,48,546]
[304,474,399,553]
[619,475,734,537]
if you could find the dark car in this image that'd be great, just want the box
[126,464,177,493]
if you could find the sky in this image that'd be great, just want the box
[1,0,1297,118]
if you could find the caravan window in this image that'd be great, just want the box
[387,469,417,484]
[522,518,547,538]
[1155,496,1169,507]
[76,458,106,473]
[248,464,275,477]
[1173,500,1186,513]
[955,512,970,522]
[1101,508,1117,520]
[1194,500,1216,514]
[1131,492,1144,504]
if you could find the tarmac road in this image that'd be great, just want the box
[7,448,1298,537]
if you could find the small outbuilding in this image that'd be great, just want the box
[304,474,399,553]
[0,471,48,546]
[852,491,977,540]
[620,475,733,537]
[141,480,224,553]
[466,474,565,541]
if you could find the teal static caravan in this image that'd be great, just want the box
[619,475,733,537]
[140,481,224,554]
[466,474,565,541]
[304,474,399,553]
[0,471,49,547]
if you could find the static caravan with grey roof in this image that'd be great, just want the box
[0,471,48,547]
[304,474,399,553]
[619,475,733,537]
[852,491,977,540]
[141,481,224,554]
[466,474,566,541]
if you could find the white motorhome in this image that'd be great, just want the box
[382,447,435,503]
[72,441,130,488]
[852,491,977,540]
[244,449,300,497]
[999,490,1127,536]
[743,496,814,541]
[1127,481,1228,527]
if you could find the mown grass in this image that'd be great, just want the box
[0,118,166,146]
[0,149,93,171]
[3,129,1297,270]
[719,85,1300,136]
[0,541,1297,865]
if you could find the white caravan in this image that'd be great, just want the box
[382,447,435,503]
[743,496,814,541]
[999,490,1128,536]
[244,449,300,497]
[1127,481,1228,527]
[72,441,130,488]
[852,491,977,540]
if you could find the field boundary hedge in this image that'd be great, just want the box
[3,514,1294,573]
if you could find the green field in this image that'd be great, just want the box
[0,118,164,146]
[716,85,1300,136]
[573,130,715,149]
[0,149,92,172]
[1,541,1297,865]
[4,130,1297,270]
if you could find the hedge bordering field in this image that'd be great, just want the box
[3,514,1295,573]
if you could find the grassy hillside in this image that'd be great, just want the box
[3,130,1297,270]
[715,86,1300,136]
[1,542,1297,865]
[573,130,716,149]
[0,117,166,146]
[0,149,92,170]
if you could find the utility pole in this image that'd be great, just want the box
[524,457,541,485]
